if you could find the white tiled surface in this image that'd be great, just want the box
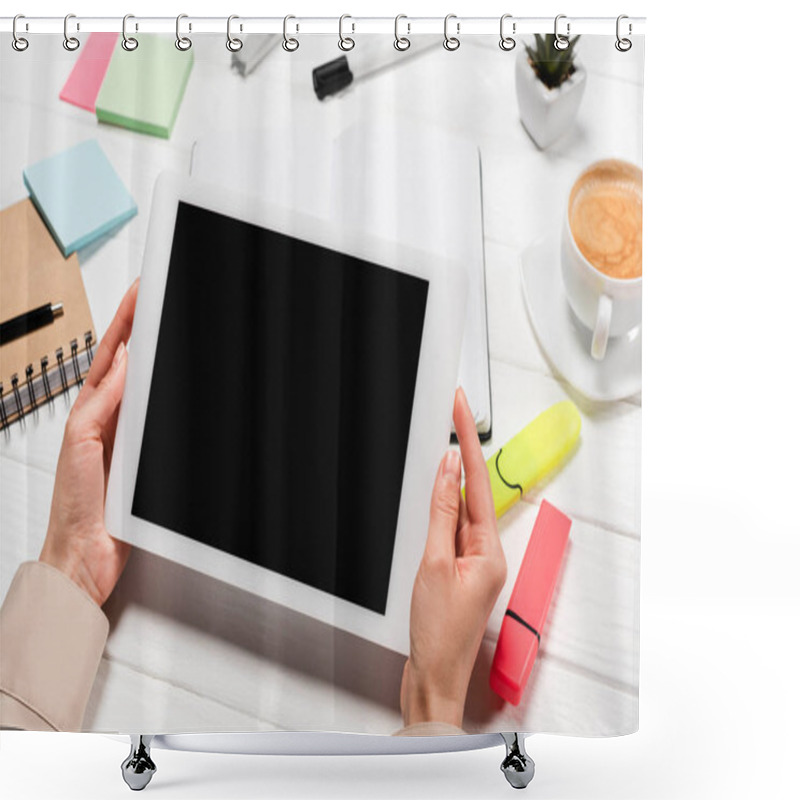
[0,32,642,736]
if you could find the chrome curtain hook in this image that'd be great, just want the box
[443,14,460,51]
[12,14,29,52]
[176,13,192,51]
[121,14,138,51]
[554,14,570,50]
[499,13,516,51]
[338,14,355,51]
[226,15,242,52]
[394,14,410,51]
[283,15,299,52]
[63,13,80,51]
[615,14,632,51]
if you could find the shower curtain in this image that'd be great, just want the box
[0,21,643,740]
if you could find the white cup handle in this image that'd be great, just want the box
[591,294,613,360]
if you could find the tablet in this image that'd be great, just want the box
[105,174,466,655]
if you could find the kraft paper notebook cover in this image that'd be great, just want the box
[0,199,95,418]
[59,33,118,112]
[95,34,194,139]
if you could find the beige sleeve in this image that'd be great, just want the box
[0,561,109,731]
[392,721,467,736]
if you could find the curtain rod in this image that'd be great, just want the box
[0,16,646,37]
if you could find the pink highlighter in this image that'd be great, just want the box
[490,500,571,706]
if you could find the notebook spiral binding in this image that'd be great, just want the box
[0,330,94,430]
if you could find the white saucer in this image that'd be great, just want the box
[520,236,641,402]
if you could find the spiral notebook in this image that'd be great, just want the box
[0,199,95,429]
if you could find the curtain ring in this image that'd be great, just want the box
[12,14,28,52]
[175,13,192,51]
[121,14,138,51]
[226,15,242,52]
[283,15,299,52]
[499,14,516,51]
[394,14,410,51]
[338,14,355,51]
[63,13,80,51]
[554,14,570,51]
[443,14,460,51]
[553,14,570,50]
[615,15,632,52]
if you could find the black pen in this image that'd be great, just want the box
[0,302,64,345]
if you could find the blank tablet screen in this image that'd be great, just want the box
[131,202,429,615]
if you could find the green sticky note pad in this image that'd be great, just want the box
[95,35,193,139]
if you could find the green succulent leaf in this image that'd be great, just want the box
[525,33,580,90]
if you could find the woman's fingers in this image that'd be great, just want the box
[85,278,139,389]
[76,342,128,434]
[453,387,494,525]
[425,450,462,565]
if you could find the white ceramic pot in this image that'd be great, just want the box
[515,48,586,149]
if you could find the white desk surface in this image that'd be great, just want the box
[0,33,642,736]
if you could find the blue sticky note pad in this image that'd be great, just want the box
[23,140,137,256]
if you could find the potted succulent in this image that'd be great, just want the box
[515,34,586,149]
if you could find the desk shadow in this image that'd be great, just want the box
[103,548,406,716]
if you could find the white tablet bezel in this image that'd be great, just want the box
[105,174,466,656]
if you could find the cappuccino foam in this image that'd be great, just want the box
[569,160,642,280]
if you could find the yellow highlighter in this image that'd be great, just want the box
[482,401,581,519]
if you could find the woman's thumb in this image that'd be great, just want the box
[426,451,462,562]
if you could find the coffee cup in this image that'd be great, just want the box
[561,159,642,361]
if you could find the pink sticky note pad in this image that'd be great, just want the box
[490,500,571,706]
[59,33,118,112]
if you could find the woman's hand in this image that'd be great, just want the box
[400,387,507,729]
[39,279,139,608]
